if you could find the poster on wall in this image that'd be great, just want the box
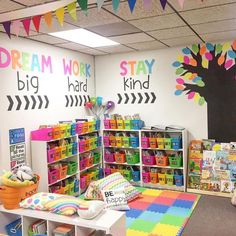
[9,128,25,145]
[10,143,26,170]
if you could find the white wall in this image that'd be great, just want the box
[95,47,208,140]
[0,33,95,170]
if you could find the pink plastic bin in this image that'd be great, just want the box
[103,136,110,147]
[141,137,150,148]
[79,140,86,152]
[104,168,111,176]
[76,123,83,135]
[31,128,53,141]
[104,153,115,162]
[79,159,86,171]
[142,155,156,165]
[104,120,111,129]
[47,149,55,163]
[80,176,87,189]
[48,168,59,184]
[142,172,150,183]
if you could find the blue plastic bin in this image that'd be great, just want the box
[71,123,77,135]
[95,120,101,130]
[131,120,144,130]
[132,170,140,182]
[174,174,183,186]
[130,137,139,148]
[72,142,78,155]
[172,138,182,149]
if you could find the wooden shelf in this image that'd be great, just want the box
[104,146,139,149]
[143,182,185,191]
[47,154,77,165]
[142,164,183,169]
[79,146,101,154]
[78,130,99,135]
[187,188,232,198]
[103,129,140,132]
[142,147,183,151]
[104,161,140,166]
[79,163,101,173]
[48,173,78,186]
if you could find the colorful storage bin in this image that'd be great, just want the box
[157,138,164,149]
[169,155,182,167]
[104,120,111,129]
[124,120,131,130]
[132,170,140,182]
[115,153,126,163]
[104,168,111,176]
[47,148,55,163]
[66,143,73,156]
[150,172,158,184]
[126,153,140,164]
[130,137,139,148]
[65,124,71,137]
[59,165,68,179]
[166,174,174,186]
[174,174,183,186]
[93,152,101,164]
[80,175,86,189]
[76,123,83,134]
[155,155,168,166]
[141,137,149,148]
[104,153,115,163]
[82,122,89,133]
[95,120,101,130]
[31,128,53,141]
[131,120,144,130]
[172,138,182,149]
[142,155,156,165]
[149,138,157,148]
[52,126,61,139]
[116,137,123,147]
[123,169,132,181]
[110,120,117,129]
[54,147,61,161]
[123,137,130,147]
[71,123,76,135]
[109,136,116,147]
[60,124,67,138]
[67,161,78,175]
[164,138,172,149]
[158,173,166,185]
[103,136,110,147]
[72,142,78,155]
[61,145,67,158]
[142,172,150,183]
[117,120,125,129]
[48,168,59,184]
[79,159,86,171]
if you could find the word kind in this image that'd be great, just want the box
[120,59,155,91]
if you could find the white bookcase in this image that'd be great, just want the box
[102,128,188,191]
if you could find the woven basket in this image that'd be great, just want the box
[0,175,40,209]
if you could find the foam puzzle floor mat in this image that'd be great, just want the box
[126,188,200,236]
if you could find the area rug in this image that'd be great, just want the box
[126,188,200,236]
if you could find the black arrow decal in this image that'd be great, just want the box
[83,95,87,105]
[45,95,49,109]
[38,95,43,109]
[15,95,22,110]
[7,95,14,111]
[124,93,129,104]
[70,95,74,107]
[144,92,150,104]
[24,95,30,110]
[138,93,143,104]
[31,95,36,109]
[131,93,136,104]
[151,92,156,103]
[79,95,82,106]
[65,95,69,107]
[117,93,122,104]
[75,96,78,106]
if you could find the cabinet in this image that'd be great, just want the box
[102,129,188,191]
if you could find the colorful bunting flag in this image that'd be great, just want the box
[143,0,151,10]
[2,21,11,38]
[112,0,120,12]
[77,0,88,14]
[128,0,136,13]
[32,15,42,32]
[56,7,65,26]
[177,0,185,9]
[44,12,53,28]
[21,18,31,36]
[160,0,167,10]
[97,0,105,10]
[67,2,77,21]
[11,20,21,37]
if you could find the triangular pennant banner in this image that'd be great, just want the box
[77,0,88,14]
[143,0,151,10]
[67,2,77,21]
[112,0,120,12]
[2,21,11,38]
[44,12,53,28]
[97,0,105,10]
[12,20,20,37]
[128,0,136,13]
[160,0,167,10]
[21,18,31,36]
[32,15,42,32]
[56,7,65,26]
[177,0,185,9]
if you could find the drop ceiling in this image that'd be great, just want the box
[0,0,236,55]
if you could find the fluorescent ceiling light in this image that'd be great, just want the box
[49,29,119,47]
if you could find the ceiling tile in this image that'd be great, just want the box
[200,30,236,42]
[109,32,154,44]
[192,19,236,34]
[162,35,202,47]
[148,26,195,40]
[97,45,135,53]
[28,34,68,44]
[77,48,107,56]
[64,7,122,28]
[86,22,141,37]
[127,40,167,50]
[180,3,236,25]
[39,17,77,34]
[168,0,236,11]
[55,42,88,50]
[128,13,186,31]
[104,0,174,21]
[13,0,56,6]
[0,0,24,13]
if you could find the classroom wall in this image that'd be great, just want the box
[95,46,208,140]
[0,33,95,170]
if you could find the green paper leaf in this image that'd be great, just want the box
[192,44,199,54]
[216,44,222,54]
[196,80,205,87]
[176,67,184,75]
[199,97,205,106]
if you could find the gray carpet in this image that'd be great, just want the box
[182,195,236,236]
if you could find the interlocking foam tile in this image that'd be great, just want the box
[137,187,148,193]
[126,217,136,228]
[178,192,198,201]
[127,229,149,236]
[147,203,169,213]
[151,223,181,236]
[167,206,192,217]
[142,189,163,197]
[129,200,150,210]
[159,213,186,227]
[139,211,164,222]
[154,196,176,206]
[173,199,194,209]
[129,219,157,232]
[159,190,181,199]
[126,208,143,218]
[138,195,158,203]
